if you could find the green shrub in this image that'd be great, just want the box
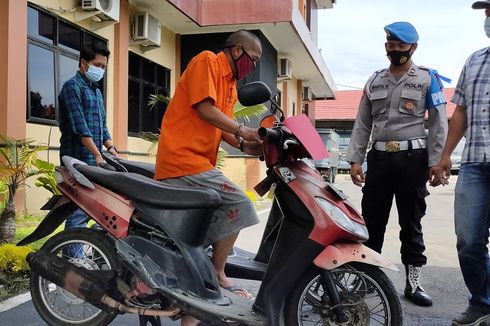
[0,244,32,299]
[0,179,7,212]
[0,244,32,273]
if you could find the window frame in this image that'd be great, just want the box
[128,51,171,137]
[26,3,107,126]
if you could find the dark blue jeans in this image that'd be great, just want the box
[455,162,490,307]
[63,208,87,258]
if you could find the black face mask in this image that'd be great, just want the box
[387,46,413,66]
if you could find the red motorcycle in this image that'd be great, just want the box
[19,81,402,325]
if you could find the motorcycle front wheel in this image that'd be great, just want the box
[30,228,120,326]
[284,263,403,326]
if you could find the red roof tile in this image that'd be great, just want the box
[315,88,456,121]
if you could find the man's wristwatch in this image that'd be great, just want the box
[107,145,118,153]
[237,137,245,152]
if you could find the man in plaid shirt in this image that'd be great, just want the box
[58,44,117,253]
[435,2,490,325]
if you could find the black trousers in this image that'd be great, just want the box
[361,148,429,266]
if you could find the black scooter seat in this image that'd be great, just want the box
[114,157,155,178]
[75,165,222,209]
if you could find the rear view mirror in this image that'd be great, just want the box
[238,81,272,106]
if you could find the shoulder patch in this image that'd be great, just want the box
[426,68,447,108]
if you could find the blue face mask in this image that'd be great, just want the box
[85,64,105,82]
[484,17,490,38]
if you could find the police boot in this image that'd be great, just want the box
[404,264,433,307]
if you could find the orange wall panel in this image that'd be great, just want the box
[0,0,27,139]
[113,0,130,152]
[169,0,292,26]
[167,0,200,23]
[200,0,292,25]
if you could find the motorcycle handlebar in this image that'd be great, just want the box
[258,127,282,142]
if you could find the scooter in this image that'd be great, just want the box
[19,81,403,326]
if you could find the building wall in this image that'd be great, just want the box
[280,78,300,118]
[3,0,316,213]
[21,0,181,213]
[0,1,27,140]
[18,0,266,213]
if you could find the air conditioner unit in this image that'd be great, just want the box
[133,11,162,47]
[278,58,292,79]
[303,86,313,102]
[81,0,120,22]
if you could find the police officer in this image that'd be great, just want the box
[346,21,448,307]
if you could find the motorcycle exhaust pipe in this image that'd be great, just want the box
[27,251,117,308]
[27,251,180,317]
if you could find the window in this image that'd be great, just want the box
[27,5,107,125]
[128,52,170,135]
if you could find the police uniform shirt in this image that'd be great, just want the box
[346,63,448,167]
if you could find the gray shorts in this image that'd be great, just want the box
[159,169,259,246]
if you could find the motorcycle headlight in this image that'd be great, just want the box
[315,197,369,240]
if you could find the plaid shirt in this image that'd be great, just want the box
[452,47,490,163]
[58,71,111,166]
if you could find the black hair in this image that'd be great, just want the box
[79,43,110,67]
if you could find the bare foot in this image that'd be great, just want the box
[222,284,252,299]
[218,274,252,299]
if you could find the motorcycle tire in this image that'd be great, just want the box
[30,228,120,326]
[284,263,403,326]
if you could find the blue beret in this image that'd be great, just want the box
[384,22,419,44]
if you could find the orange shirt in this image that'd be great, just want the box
[154,51,237,180]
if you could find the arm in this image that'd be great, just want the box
[427,101,448,185]
[186,53,261,142]
[194,99,261,142]
[98,89,117,156]
[103,140,118,156]
[426,70,449,168]
[222,132,263,156]
[346,91,373,186]
[439,105,466,178]
[431,60,467,186]
[81,137,104,166]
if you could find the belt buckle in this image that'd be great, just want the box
[385,141,400,152]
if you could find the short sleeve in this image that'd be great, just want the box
[186,53,220,107]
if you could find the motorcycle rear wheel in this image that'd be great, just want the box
[30,228,120,326]
[284,263,403,326]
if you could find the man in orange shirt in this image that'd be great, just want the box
[155,30,262,314]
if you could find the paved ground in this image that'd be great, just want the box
[0,174,472,325]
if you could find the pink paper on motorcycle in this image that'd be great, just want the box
[283,114,329,160]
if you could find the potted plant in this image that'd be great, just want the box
[0,136,52,243]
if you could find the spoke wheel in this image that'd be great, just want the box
[30,229,120,326]
[284,263,402,326]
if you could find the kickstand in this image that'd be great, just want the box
[138,315,162,326]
